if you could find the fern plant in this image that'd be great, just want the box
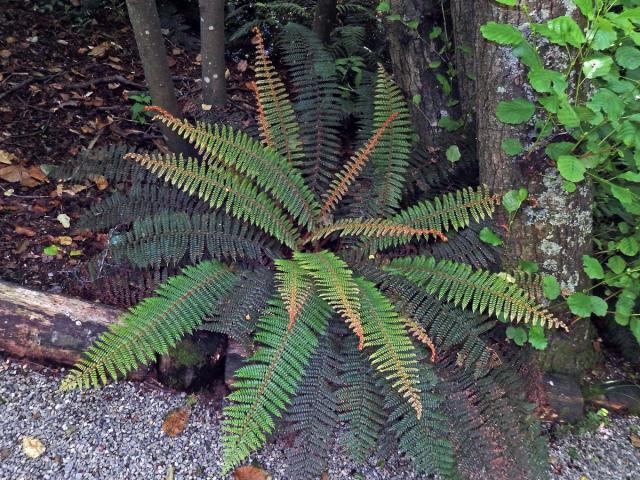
[58,26,564,479]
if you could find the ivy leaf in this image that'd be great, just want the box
[582,56,614,78]
[502,187,528,213]
[534,16,585,47]
[542,275,561,300]
[496,99,535,124]
[557,155,586,182]
[506,326,527,346]
[480,22,524,45]
[446,145,461,163]
[528,326,548,350]
[479,226,503,246]
[501,138,524,155]
[582,255,605,279]
[615,46,640,70]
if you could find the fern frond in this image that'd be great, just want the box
[59,261,236,391]
[252,28,305,165]
[320,112,399,219]
[294,250,365,350]
[426,222,499,269]
[363,186,498,254]
[370,65,412,216]
[144,107,319,229]
[221,296,331,474]
[126,152,298,248]
[108,211,277,268]
[304,218,447,244]
[404,318,438,363]
[278,23,343,197]
[50,144,144,184]
[355,277,422,419]
[274,259,313,331]
[200,268,274,345]
[336,335,388,463]
[285,332,339,479]
[384,257,568,330]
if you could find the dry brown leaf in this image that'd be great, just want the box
[88,174,109,190]
[631,433,640,448]
[161,406,191,437]
[15,226,36,237]
[57,236,73,246]
[0,164,44,187]
[0,49,11,58]
[233,465,271,480]
[321,472,329,480]
[21,436,45,459]
[0,150,15,165]
[88,41,111,58]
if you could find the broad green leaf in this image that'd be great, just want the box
[412,94,422,105]
[545,142,575,161]
[534,16,586,47]
[615,289,637,326]
[527,325,548,350]
[513,41,543,69]
[501,138,524,156]
[557,155,586,182]
[480,22,524,45]
[542,275,561,300]
[582,255,605,279]
[607,255,626,274]
[631,318,640,345]
[574,0,594,19]
[446,145,461,163]
[590,296,608,317]
[506,326,527,346]
[502,187,528,213]
[582,56,614,78]
[528,69,567,93]
[611,184,634,205]
[479,226,503,246]
[567,292,593,317]
[376,1,390,13]
[615,46,640,70]
[438,116,463,131]
[618,172,640,183]
[618,237,639,256]
[557,102,581,128]
[589,19,617,50]
[563,180,577,193]
[43,245,59,256]
[519,260,539,273]
[587,89,625,121]
[495,0,517,5]
[496,98,535,124]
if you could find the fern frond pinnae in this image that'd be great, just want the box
[275,259,313,331]
[319,112,399,220]
[385,257,568,331]
[59,261,236,391]
[355,278,422,419]
[251,27,305,165]
[304,218,447,244]
[294,251,365,350]
[404,318,438,363]
[143,106,319,229]
[125,151,299,248]
[221,296,331,474]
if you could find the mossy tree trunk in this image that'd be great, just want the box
[199,0,226,107]
[459,0,599,376]
[125,0,189,153]
[313,0,338,44]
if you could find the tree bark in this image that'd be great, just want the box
[313,0,338,44]
[450,0,476,121]
[386,0,454,149]
[468,1,598,375]
[0,281,120,365]
[199,0,226,106]
[125,0,188,153]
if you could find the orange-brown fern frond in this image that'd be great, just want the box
[320,112,398,220]
[303,219,448,244]
[404,318,437,363]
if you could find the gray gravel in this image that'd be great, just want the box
[1,357,639,480]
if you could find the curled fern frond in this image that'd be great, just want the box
[294,250,365,350]
[320,112,399,219]
[59,261,236,391]
[221,296,331,474]
[385,257,568,331]
[144,108,319,229]
[126,152,299,248]
[108,211,277,268]
[304,218,447,244]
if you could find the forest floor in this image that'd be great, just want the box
[1,355,639,480]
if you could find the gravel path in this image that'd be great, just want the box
[1,357,639,480]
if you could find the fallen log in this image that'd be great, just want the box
[0,280,121,366]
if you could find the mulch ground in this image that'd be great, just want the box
[0,0,253,302]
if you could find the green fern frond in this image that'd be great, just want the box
[144,108,319,229]
[384,257,568,330]
[126,152,299,248]
[256,2,310,18]
[59,261,236,391]
[355,277,422,419]
[364,186,498,254]
[370,65,412,216]
[427,222,499,269]
[108,211,277,268]
[221,296,331,474]
[320,112,399,219]
[275,259,313,331]
[294,250,365,350]
[50,144,144,184]
[252,28,305,165]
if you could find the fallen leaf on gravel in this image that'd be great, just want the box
[631,433,640,448]
[0,49,11,58]
[57,236,73,246]
[57,213,71,228]
[233,465,271,480]
[0,150,15,164]
[0,164,44,187]
[88,174,108,190]
[165,465,175,480]
[162,406,191,437]
[15,226,36,237]
[21,436,45,459]
[43,245,59,256]
[89,41,111,58]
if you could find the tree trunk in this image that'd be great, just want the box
[313,0,338,44]
[467,1,598,375]
[125,0,188,153]
[199,0,226,107]
[450,0,476,121]
[0,281,120,365]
